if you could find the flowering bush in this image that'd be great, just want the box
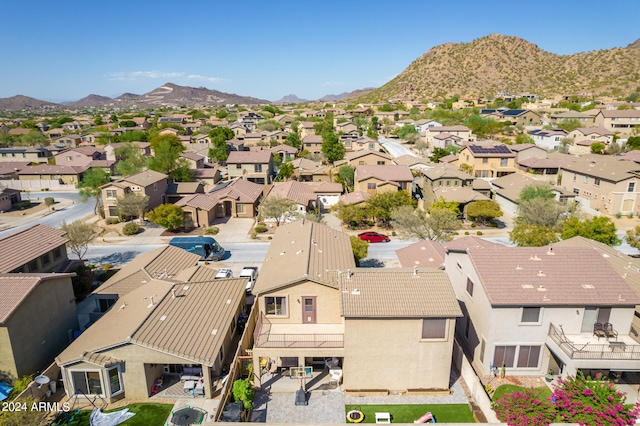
[552,372,640,426]
[492,389,556,426]
[493,372,640,426]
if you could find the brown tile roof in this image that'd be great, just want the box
[191,167,219,178]
[268,144,298,154]
[340,268,462,318]
[433,133,462,141]
[339,191,371,205]
[0,274,74,323]
[574,128,614,136]
[302,135,323,143]
[227,150,271,164]
[290,158,325,172]
[561,158,639,182]
[345,150,393,161]
[17,164,87,175]
[123,170,168,187]
[553,236,640,297]
[426,125,470,133]
[422,163,470,181]
[175,194,219,211]
[93,246,200,297]
[355,165,413,182]
[599,110,640,118]
[167,182,203,194]
[209,178,263,203]
[443,236,499,252]
[434,186,490,203]
[0,225,68,273]
[252,221,356,295]
[131,278,246,366]
[180,151,205,161]
[438,154,458,163]
[466,246,640,306]
[507,143,539,152]
[395,240,446,269]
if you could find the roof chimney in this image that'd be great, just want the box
[413,266,418,276]
[171,289,176,299]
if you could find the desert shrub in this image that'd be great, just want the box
[250,233,257,239]
[477,231,483,235]
[123,222,140,236]
[105,217,120,225]
[44,197,55,207]
[204,226,219,235]
[254,223,268,233]
[12,200,30,210]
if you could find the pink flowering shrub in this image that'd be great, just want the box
[493,372,640,426]
[492,389,556,426]
[552,372,640,426]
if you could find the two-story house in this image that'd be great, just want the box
[0,224,71,273]
[457,144,516,178]
[354,164,413,194]
[425,126,475,146]
[594,110,640,133]
[1,273,78,379]
[17,164,87,185]
[53,135,82,149]
[0,146,53,163]
[416,163,475,207]
[344,150,393,167]
[550,111,595,126]
[290,158,331,182]
[100,170,168,219]
[445,244,640,379]
[530,129,569,151]
[265,181,342,214]
[54,147,107,167]
[226,150,274,185]
[302,135,323,155]
[559,157,640,216]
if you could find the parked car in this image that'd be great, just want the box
[215,268,233,279]
[358,231,390,243]
[239,266,259,294]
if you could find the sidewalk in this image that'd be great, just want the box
[0,198,75,232]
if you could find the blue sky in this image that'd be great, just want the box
[1,0,639,103]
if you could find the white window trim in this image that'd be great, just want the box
[264,295,288,318]
[519,307,543,325]
[69,368,106,398]
[420,318,449,342]
[107,366,124,397]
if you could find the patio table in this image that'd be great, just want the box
[183,380,196,392]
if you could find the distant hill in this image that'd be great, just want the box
[67,94,113,108]
[0,95,59,110]
[277,94,308,103]
[357,34,640,102]
[321,88,376,102]
[130,83,269,107]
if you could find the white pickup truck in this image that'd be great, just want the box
[239,266,258,294]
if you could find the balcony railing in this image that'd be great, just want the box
[253,313,344,349]
[548,323,640,360]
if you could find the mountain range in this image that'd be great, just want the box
[2,34,640,111]
[357,34,640,102]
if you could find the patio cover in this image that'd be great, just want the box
[0,382,12,401]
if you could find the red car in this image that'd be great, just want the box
[358,231,390,243]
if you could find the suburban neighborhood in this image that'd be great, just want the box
[3,14,640,426]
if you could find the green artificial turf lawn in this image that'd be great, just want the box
[63,403,174,426]
[345,403,474,423]
[491,383,553,402]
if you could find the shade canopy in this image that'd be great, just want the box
[0,382,13,401]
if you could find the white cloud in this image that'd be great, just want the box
[186,74,225,83]
[322,80,344,86]
[108,71,184,81]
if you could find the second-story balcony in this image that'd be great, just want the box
[253,313,344,349]
[548,323,640,361]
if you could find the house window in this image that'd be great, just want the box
[521,307,541,323]
[107,367,122,395]
[359,161,365,165]
[236,204,246,214]
[40,253,50,266]
[573,173,576,181]
[369,144,374,149]
[66,156,72,161]
[517,346,541,368]
[254,164,263,173]
[493,345,516,368]
[400,182,407,190]
[454,180,459,186]
[377,161,385,165]
[466,278,474,296]
[265,296,287,316]
[106,190,117,199]
[28,259,38,272]
[629,182,636,192]
[71,371,102,395]
[236,163,242,169]
[108,206,117,217]
[367,183,376,190]
[345,141,351,146]
[421,318,446,339]
[53,247,62,259]
[500,158,508,167]
[594,178,600,186]
[584,176,589,183]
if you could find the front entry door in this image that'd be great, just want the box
[302,296,316,324]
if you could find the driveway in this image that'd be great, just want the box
[379,137,417,158]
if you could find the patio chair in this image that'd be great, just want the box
[375,412,391,423]
[604,323,618,341]
[593,322,607,340]
[329,369,342,387]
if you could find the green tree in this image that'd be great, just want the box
[556,118,582,133]
[313,112,335,135]
[333,202,367,228]
[114,143,146,176]
[350,235,369,266]
[466,200,503,226]
[398,124,418,139]
[321,131,345,164]
[519,184,556,202]
[147,204,183,231]
[116,192,149,221]
[463,115,502,138]
[19,130,46,146]
[558,137,574,154]
[277,162,294,181]
[561,216,621,246]
[257,120,280,132]
[430,147,452,163]
[378,104,395,112]
[391,205,460,241]
[215,109,228,119]
[515,134,534,144]
[119,119,137,128]
[336,165,355,191]
[259,196,298,226]
[61,220,96,259]
[509,223,560,246]
[78,167,111,215]
[285,132,301,149]
[366,191,416,226]
[429,197,460,216]
[93,115,104,126]
[208,127,234,163]
[146,136,192,181]
[590,142,606,154]
[627,136,640,151]
[518,197,565,227]
[626,225,640,249]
